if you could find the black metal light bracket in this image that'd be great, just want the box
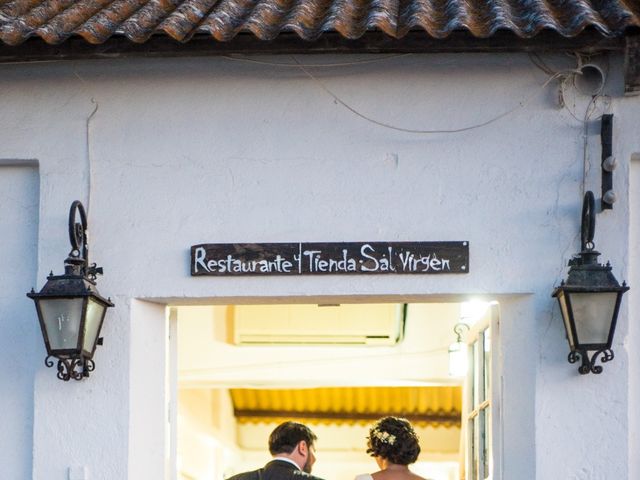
[567,348,614,375]
[601,114,615,210]
[65,200,104,279]
[44,355,96,382]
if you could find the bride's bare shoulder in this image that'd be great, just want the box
[354,473,375,480]
[409,473,430,480]
[369,471,430,480]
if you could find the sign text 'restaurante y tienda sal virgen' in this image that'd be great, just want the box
[191,242,469,276]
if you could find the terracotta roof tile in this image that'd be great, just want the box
[0,0,638,45]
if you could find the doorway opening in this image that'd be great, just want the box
[174,301,497,480]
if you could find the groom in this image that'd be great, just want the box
[228,421,325,480]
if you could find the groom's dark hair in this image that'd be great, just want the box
[269,421,318,455]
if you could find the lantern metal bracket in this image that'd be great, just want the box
[45,355,95,382]
[568,190,598,268]
[601,114,615,210]
[568,349,614,375]
[66,200,104,280]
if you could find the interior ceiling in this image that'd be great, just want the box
[178,303,466,389]
[178,303,477,435]
[230,386,461,428]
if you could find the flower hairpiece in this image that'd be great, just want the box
[371,427,396,445]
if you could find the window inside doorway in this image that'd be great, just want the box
[174,302,497,480]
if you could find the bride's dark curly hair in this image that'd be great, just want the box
[366,416,421,465]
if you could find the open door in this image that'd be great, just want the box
[174,303,466,480]
[460,303,500,480]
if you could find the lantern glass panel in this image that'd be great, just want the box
[83,298,106,355]
[557,293,576,349]
[568,291,617,345]
[39,298,84,351]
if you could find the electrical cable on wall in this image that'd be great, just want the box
[222,53,413,68]
[529,52,613,198]
[74,69,100,219]
[291,54,578,134]
[528,52,613,298]
[225,52,608,136]
[86,98,99,218]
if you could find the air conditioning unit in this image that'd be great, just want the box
[231,303,405,345]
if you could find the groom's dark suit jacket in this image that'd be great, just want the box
[227,459,325,480]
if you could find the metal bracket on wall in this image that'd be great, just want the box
[601,114,615,210]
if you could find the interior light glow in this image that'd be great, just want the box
[448,341,468,377]
[459,300,490,326]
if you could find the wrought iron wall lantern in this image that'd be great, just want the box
[552,191,629,375]
[27,201,114,381]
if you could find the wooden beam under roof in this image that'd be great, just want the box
[0,29,625,64]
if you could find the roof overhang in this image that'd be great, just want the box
[1,29,638,95]
[0,28,630,60]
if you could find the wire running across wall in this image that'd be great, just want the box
[224,52,603,135]
[222,53,413,68]
[292,56,576,134]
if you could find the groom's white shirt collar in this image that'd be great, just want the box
[272,457,301,470]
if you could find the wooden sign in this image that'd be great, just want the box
[191,242,468,276]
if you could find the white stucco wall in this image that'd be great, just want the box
[0,52,638,480]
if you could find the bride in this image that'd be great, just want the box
[355,417,429,480]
